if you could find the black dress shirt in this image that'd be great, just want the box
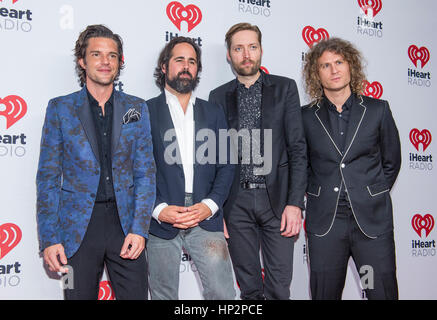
[237,72,265,184]
[87,89,116,203]
[325,93,353,206]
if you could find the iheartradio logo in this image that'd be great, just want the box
[357,0,382,17]
[302,26,329,48]
[409,128,432,152]
[98,280,115,300]
[0,223,22,260]
[412,214,434,238]
[0,95,27,129]
[362,80,383,99]
[408,45,430,69]
[166,1,202,32]
[0,0,20,4]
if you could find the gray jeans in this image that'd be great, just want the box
[147,194,235,300]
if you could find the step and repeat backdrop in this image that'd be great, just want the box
[0,0,436,300]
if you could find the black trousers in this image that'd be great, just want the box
[226,187,295,300]
[64,202,148,300]
[307,205,398,300]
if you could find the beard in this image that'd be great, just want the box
[166,71,199,94]
[232,58,261,77]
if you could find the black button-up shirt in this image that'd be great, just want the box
[237,72,265,184]
[87,89,116,203]
[325,93,353,206]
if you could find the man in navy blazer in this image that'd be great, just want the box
[146,37,235,299]
[36,25,155,299]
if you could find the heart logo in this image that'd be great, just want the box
[0,0,20,4]
[412,214,434,238]
[362,80,383,99]
[409,128,432,152]
[302,26,329,48]
[260,66,269,74]
[0,95,27,129]
[357,0,382,17]
[98,280,115,300]
[408,45,430,69]
[0,223,22,260]
[166,1,202,33]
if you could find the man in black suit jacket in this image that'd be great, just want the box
[302,37,401,299]
[209,23,307,300]
[146,37,235,300]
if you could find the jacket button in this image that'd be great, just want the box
[334,187,339,192]
[341,163,345,168]
[90,193,96,198]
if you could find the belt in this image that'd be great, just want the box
[241,182,267,189]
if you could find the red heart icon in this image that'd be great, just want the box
[302,26,329,48]
[409,128,432,152]
[357,0,382,17]
[408,45,430,69]
[412,214,434,238]
[0,223,22,260]
[98,280,115,300]
[260,66,269,74]
[166,1,202,33]
[0,95,27,129]
[362,80,383,99]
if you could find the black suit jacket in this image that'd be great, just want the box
[147,93,235,240]
[302,95,401,238]
[209,72,307,219]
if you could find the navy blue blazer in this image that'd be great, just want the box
[147,93,235,239]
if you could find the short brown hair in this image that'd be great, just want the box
[74,24,124,87]
[225,22,262,50]
[303,37,366,100]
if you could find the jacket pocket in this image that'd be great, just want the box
[367,182,389,197]
[307,183,321,197]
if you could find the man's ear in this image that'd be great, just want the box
[78,58,86,70]
[226,50,231,63]
[161,63,167,74]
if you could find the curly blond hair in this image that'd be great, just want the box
[303,37,366,101]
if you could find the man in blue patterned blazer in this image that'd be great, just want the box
[36,25,155,300]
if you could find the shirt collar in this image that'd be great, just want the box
[164,88,196,108]
[237,70,263,89]
[324,93,353,112]
[86,87,114,107]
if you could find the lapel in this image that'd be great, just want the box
[261,73,275,131]
[225,79,238,130]
[314,99,342,156]
[342,95,366,159]
[111,90,125,158]
[193,98,208,166]
[76,87,100,163]
[156,92,183,168]
[314,95,366,159]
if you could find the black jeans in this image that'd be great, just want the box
[226,187,295,300]
[64,201,148,300]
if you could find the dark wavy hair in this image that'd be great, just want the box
[303,37,366,100]
[153,37,202,91]
[74,24,124,87]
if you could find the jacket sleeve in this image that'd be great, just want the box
[284,80,308,209]
[36,99,63,251]
[129,101,156,238]
[380,101,401,189]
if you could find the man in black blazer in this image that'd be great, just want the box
[209,23,307,300]
[146,37,236,300]
[302,37,401,299]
